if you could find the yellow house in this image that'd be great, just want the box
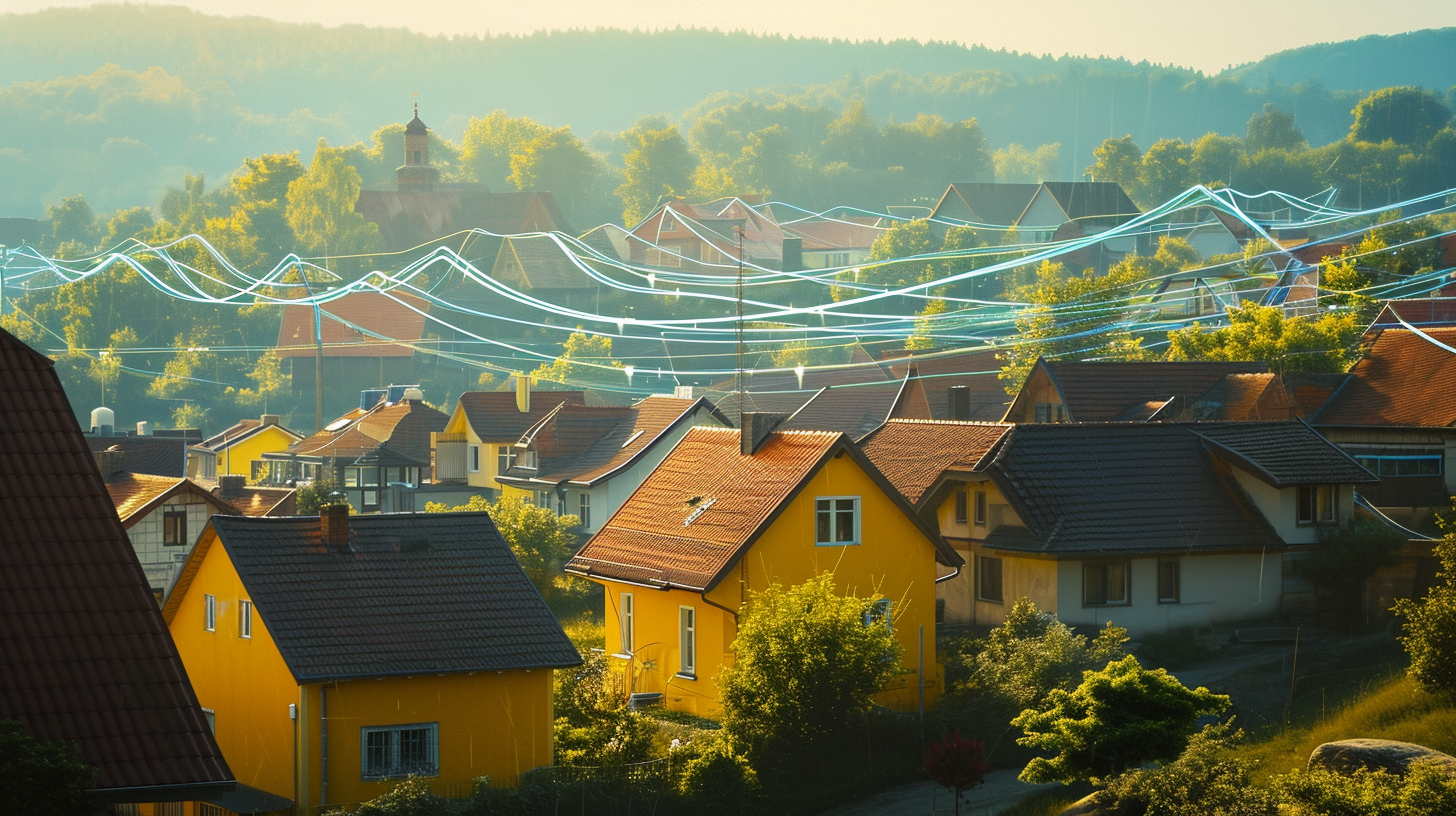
[564,417,963,717]
[163,506,581,813]
[202,414,305,479]
[439,378,584,494]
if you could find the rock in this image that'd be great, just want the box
[1308,739,1456,777]
[1057,793,1103,816]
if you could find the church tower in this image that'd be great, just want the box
[396,103,440,193]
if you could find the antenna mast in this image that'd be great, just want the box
[735,226,745,406]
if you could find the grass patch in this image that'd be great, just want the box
[992,783,1091,816]
[1135,627,1212,670]
[559,612,605,653]
[646,708,722,730]
[1235,674,1456,782]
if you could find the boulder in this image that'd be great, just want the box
[1308,739,1456,777]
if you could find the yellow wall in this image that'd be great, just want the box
[168,530,299,803]
[446,406,517,492]
[598,451,944,716]
[218,424,300,479]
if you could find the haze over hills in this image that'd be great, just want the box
[2,4,1454,217]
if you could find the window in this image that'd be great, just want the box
[202,708,215,734]
[1297,485,1336,525]
[977,555,1004,603]
[469,445,480,473]
[344,468,360,487]
[1158,561,1181,604]
[663,245,683,268]
[1034,403,1065,423]
[661,211,675,232]
[619,593,634,655]
[536,490,553,511]
[363,490,379,512]
[203,594,216,632]
[864,598,892,628]
[954,491,968,523]
[1355,455,1443,477]
[815,497,860,545]
[411,150,422,165]
[361,722,438,780]
[523,449,538,469]
[975,491,988,526]
[497,445,518,474]
[239,600,252,639]
[162,508,188,547]
[1084,561,1130,606]
[579,493,591,528]
[678,606,696,677]
[556,494,566,515]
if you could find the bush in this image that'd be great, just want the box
[552,652,657,766]
[677,737,759,815]
[1014,655,1229,785]
[1276,761,1456,816]
[329,776,451,816]
[0,720,97,816]
[1395,527,1456,694]
[1096,722,1278,816]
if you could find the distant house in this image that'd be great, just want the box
[866,420,1380,633]
[628,197,784,272]
[782,216,883,270]
[566,419,961,716]
[85,423,219,481]
[1003,358,1297,423]
[489,234,603,308]
[495,395,729,531]
[883,348,1013,421]
[0,326,237,809]
[779,371,931,441]
[928,182,1142,268]
[706,342,891,426]
[164,508,581,813]
[1364,298,1456,340]
[202,413,305,479]
[212,475,297,519]
[437,379,587,496]
[274,291,432,402]
[259,387,448,513]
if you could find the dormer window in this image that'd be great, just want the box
[1297,485,1336,525]
[523,449,538,469]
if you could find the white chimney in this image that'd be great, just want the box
[402,387,424,401]
[136,420,153,436]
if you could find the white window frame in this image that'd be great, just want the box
[814,496,861,546]
[239,600,252,639]
[203,594,216,632]
[618,593,635,657]
[360,722,439,781]
[579,493,591,528]
[864,598,892,629]
[678,606,696,678]
[1297,484,1337,526]
[468,445,480,473]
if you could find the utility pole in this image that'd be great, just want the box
[297,262,325,433]
[735,226,745,407]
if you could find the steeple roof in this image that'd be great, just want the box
[405,103,428,135]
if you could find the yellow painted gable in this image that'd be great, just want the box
[217,424,301,478]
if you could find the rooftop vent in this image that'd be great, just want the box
[90,406,115,436]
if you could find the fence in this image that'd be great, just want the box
[515,755,680,788]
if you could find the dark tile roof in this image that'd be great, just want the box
[106,474,233,526]
[456,390,586,441]
[885,349,1011,421]
[0,327,234,798]
[527,396,721,486]
[191,513,582,683]
[781,379,911,441]
[982,423,1283,555]
[1312,328,1456,427]
[1190,422,1377,487]
[493,235,601,291]
[356,189,571,252]
[276,292,430,359]
[935,183,1042,225]
[859,420,1012,507]
[86,435,189,477]
[1034,360,1271,422]
[1036,182,1141,220]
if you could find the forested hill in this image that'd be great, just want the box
[1226,28,1456,93]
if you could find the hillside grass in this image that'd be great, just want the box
[1236,674,1456,782]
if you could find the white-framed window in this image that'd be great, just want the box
[975,490,988,526]
[977,555,1004,603]
[1297,485,1336,525]
[497,445,517,474]
[203,594,216,632]
[360,722,439,780]
[619,593,634,656]
[814,496,860,545]
[1084,561,1131,606]
[678,606,696,677]
[363,490,379,511]
[239,600,252,639]
[536,490,553,511]
[202,708,215,735]
[864,598,892,628]
[523,449,538,469]
[579,493,591,528]
[469,445,480,473]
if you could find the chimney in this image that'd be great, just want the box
[516,373,531,413]
[261,414,281,427]
[740,412,788,455]
[948,386,971,421]
[92,446,125,479]
[136,420,152,436]
[218,475,246,497]
[320,503,349,549]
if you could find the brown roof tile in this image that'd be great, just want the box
[456,390,586,441]
[1313,327,1456,427]
[214,485,297,517]
[885,349,1010,421]
[859,420,1012,507]
[529,397,719,486]
[1035,360,1270,422]
[290,399,448,466]
[275,292,430,359]
[0,327,233,797]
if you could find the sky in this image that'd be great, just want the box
[9,0,1456,73]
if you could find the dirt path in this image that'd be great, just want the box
[817,769,1064,816]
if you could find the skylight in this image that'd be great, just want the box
[684,497,717,526]
[324,417,352,432]
[621,430,645,448]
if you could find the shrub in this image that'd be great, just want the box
[0,720,97,816]
[1276,761,1456,816]
[334,776,451,816]
[1015,655,1230,785]
[1096,722,1278,816]
[677,737,759,815]
[924,729,992,814]
[1395,527,1456,694]
[552,651,657,766]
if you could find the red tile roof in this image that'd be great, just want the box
[0,327,234,798]
[1368,299,1456,337]
[785,217,882,251]
[290,399,449,466]
[456,390,586,441]
[105,474,233,526]
[859,420,1013,507]
[214,485,297,517]
[1313,327,1456,427]
[276,292,430,359]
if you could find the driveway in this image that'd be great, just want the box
[818,769,1063,816]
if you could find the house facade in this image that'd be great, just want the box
[565,419,962,716]
[163,508,580,813]
[436,379,586,496]
[203,413,304,479]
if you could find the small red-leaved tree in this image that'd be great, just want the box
[925,729,992,815]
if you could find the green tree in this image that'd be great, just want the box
[821,98,883,168]
[101,206,156,249]
[617,123,699,224]
[906,298,946,350]
[1351,87,1453,146]
[226,350,287,411]
[295,479,352,515]
[1096,722,1278,816]
[1394,517,1456,695]
[994,142,1061,183]
[720,573,901,765]
[87,326,137,406]
[508,126,601,224]
[46,194,99,252]
[171,401,207,430]
[232,152,306,207]
[842,218,937,301]
[460,110,551,189]
[1014,654,1229,785]
[285,139,384,259]
[1087,136,1143,193]
[1191,133,1246,188]
[1246,103,1306,152]
[424,494,580,601]
[1140,138,1195,205]
[531,331,623,387]
[1164,303,1362,374]
[0,719,97,816]
[552,651,657,766]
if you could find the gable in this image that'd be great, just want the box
[1017,188,1071,228]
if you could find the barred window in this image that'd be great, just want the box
[361,723,439,780]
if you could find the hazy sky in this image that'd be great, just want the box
[12,1,1456,73]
